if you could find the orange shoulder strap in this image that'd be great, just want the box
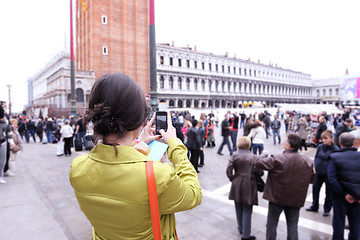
[146,161,162,240]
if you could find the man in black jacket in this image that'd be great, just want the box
[328,132,360,239]
[217,114,233,156]
[334,118,353,146]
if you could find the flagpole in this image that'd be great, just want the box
[69,0,78,118]
[149,0,158,114]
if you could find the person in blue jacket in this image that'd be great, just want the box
[328,132,360,240]
[306,130,339,216]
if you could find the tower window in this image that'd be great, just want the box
[160,56,164,65]
[102,15,107,24]
[169,57,173,66]
[186,60,190,68]
[102,46,108,55]
[178,59,182,67]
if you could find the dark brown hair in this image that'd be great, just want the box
[84,73,151,139]
[287,133,301,151]
[321,130,333,139]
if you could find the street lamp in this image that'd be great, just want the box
[6,84,11,115]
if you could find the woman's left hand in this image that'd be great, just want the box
[138,114,161,144]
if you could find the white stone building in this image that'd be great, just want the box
[30,51,95,117]
[156,44,313,109]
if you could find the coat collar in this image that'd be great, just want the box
[88,143,148,164]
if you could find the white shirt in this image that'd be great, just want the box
[248,126,266,144]
[60,125,74,138]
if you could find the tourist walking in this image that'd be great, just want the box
[262,112,271,139]
[217,114,233,156]
[205,119,215,147]
[306,130,339,216]
[226,136,263,240]
[270,115,281,145]
[197,120,206,168]
[46,118,55,143]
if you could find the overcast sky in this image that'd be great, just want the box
[1,0,359,112]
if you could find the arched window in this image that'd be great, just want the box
[201,79,205,90]
[194,79,198,91]
[159,76,164,89]
[215,80,219,92]
[178,77,182,90]
[336,88,339,95]
[208,80,212,91]
[169,77,174,89]
[222,81,225,92]
[186,100,191,108]
[228,82,231,92]
[178,100,183,108]
[323,89,326,96]
[76,88,84,102]
[169,100,175,107]
[186,78,190,90]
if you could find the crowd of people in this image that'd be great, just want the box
[0,99,93,184]
[2,83,360,239]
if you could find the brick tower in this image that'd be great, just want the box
[76,0,150,93]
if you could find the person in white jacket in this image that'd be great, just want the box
[60,120,74,156]
[248,120,266,155]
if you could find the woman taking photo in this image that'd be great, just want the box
[69,73,202,240]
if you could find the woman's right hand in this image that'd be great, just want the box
[159,112,177,143]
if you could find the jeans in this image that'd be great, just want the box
[265,125,271,138]
[46,130,53,143]
[77,131,86,146]
[235,202,253,238]
[252,143,264,155]
[272,129,281,144]
[231,130,238,151]
[332,196,360,240]
[310,174,332,212]
[266,202,300,240]
[26,130,36,143]
[217,136,233,155]
[240,119,245,129]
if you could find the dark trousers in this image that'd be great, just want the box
[266,202,300,240]
[252,143,264,155]
[77,132,86,146]
[19,130,25,140]
[300,139,307,151]
[26,130,36,143]
[189,149,200,172]
[332,196,360,240]
[199,150,204,166]
[234,202,253,238]
[311,174,332,212]
[3,142,10,173]
[37,131,43,142]
[63,137,72,156]
[231,130,238,151]
[217,136,233,155]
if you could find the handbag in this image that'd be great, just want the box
[254,171,265,192]
[10,145,21,153]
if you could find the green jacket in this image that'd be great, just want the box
[69,138,202,240]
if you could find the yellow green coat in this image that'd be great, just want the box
[69,138,202,240]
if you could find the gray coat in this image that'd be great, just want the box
[296,119,309,140]
[226,150,263,205]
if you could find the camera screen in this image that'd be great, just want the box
[156,115,167,134]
